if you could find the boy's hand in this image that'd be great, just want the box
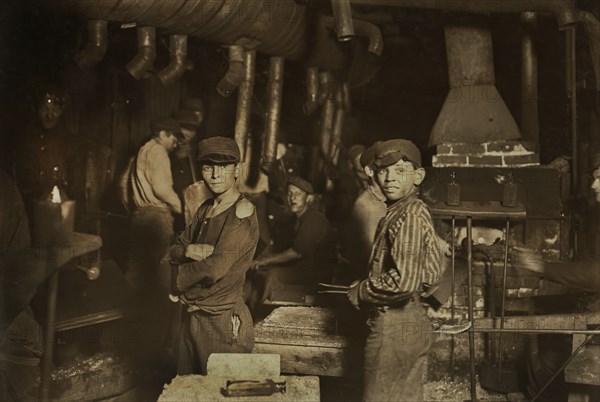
[185,244,215,262]
[347,280,361,310]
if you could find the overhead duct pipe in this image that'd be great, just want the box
[303,66,320,116]
[330,85,346,166]
[521,12,539,142]
[429,24,520,146]
[349,0,577,28]
[263,57,284,164]
[51,0,306,60]
[234,49,256,160]
[320,74,337,162]
[331,0,355,41]
[217,45,246,97]
[126,27,156,80]
[74,20,107,70]
[157,34,192,86]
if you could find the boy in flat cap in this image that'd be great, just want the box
[169,136,259,375]
[347,139,445,402]
[247,176,335,311]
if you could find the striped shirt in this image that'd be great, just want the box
[359,193,445,305]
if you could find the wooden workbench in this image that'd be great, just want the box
[254,306,363,377]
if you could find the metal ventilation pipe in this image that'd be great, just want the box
[353,19,384,56]
[126,27,156,80]
[332,0,355,41]
[157,34,192,86]
[429,24,520,146]
[349,0,577,28]
[217,45,246,97]
[234,49,256,160]
[320,75,337,161]
[330,85,345,166]
[341,81,352,111]
[521,12,539,142]
[322,16,383,56]
[303,66,320,116]
[263,57,285,164]
[74,20,108,70]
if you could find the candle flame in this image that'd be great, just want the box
[51,185,61,204]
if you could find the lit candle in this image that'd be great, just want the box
[32,185,76,247]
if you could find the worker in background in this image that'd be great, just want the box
[340,141,387,281]
[172,109,202,231]
[347,139,446,402]
[169,136,259,375]
[247,176,336,311]
[12,85,88,221]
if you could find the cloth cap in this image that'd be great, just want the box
[183,97,205,113]
[151,117,182,136]
[197,136,240,163]
[374,139,422,168]
[360,141,382,168]
[287,176,314,195]
[348,144,365,161]
[36,85,66,108]
[174,110,200,129]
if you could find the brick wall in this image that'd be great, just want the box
[432,140,540,167]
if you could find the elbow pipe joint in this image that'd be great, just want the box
[74,20,108,70]
[352,19,383,56]
[157,35,193,86]
[303,66,320,115]
[217,45,246,97]
[126,27,156,80]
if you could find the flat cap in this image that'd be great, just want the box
[360,141,383,168]
[197,136,240,163]
[374,139,422,168]
[174,110,200,128]
[590,148,600,171]
[151,117,181,135]
[287,176,314,195]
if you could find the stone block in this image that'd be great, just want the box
[436,144,453,154]
[468,155,504,166]
[451,143,487,154]
[487,140,539,153]
[207,353,280,378]
[504,154,540,166]
[432,154,468,167]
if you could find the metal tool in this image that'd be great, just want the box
[432,320,472,335]
[318,283,350,294]
[221,379,286,397]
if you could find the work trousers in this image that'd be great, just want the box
[177,298,254,375]
[362,297,432,402]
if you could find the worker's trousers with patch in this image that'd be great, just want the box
[177,298,254,375]
[362,296,431,402]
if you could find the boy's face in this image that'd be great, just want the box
[375,159,425,201]
[201,162,238,195]
[287,184,309,215]
[38,102,64,129]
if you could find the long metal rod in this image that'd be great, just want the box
[530,327,599,402]
[40,271,60,401]
[497,218,510,378]
[568,27,578,195]
[489,260,496,362]
[466,217,477,402]
[473,328,600,335]
[450,216,456,380]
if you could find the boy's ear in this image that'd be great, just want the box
[307,194,315,204]
[414,167,426,186]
